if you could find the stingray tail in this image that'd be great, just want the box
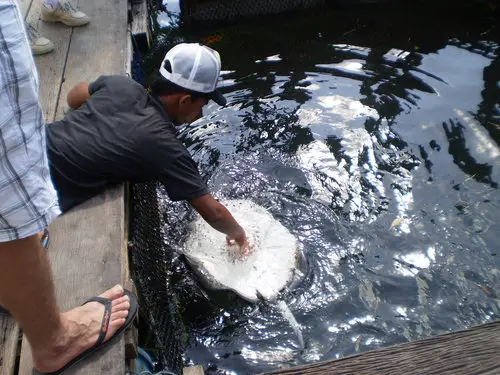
[275,300,305,350]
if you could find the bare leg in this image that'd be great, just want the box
[0,235,61,350]
[0,235,129,373]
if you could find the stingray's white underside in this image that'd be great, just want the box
[183,200,299,302]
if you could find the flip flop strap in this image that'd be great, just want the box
[84,296,112,349]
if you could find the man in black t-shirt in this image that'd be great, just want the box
[46,43,250,253]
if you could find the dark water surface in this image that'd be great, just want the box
[143,2,500,373]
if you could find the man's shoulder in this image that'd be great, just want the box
[90,75,145,96]
[104,74,140,86]
[138,122,189,160]
[139,120,180,146]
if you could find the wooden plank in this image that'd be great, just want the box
[131,0,150,48]
[27,0,72,123]
[183,365,205,375]
[54,0,129,120]
[18,0,134,372]
[130,0,150,52]
[18,0,33,18]
[0,315,19,375]
[18,186,127,375]
[123,183,138,362]
[265,320,500,375]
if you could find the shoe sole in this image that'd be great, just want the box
[32,48,54,56]
[32,44,55,56]
[41,13,90,27]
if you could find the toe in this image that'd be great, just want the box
[112,300,130,313]
[99,285,124,300]
[111,309,129,321]
[111,295,129,308]
[108,318,126,331]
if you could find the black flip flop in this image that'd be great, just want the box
[33,289,139,375]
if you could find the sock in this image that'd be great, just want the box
[41,0,60,9]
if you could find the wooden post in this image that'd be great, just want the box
[183,365,205,375]
[0,315,19,375]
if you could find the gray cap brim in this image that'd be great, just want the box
[209,89,227,106]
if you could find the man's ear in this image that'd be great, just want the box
[178,94,192,107]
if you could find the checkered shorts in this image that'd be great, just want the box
[0,0,60,242]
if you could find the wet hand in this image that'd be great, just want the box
[226,235,253,257]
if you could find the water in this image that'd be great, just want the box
[143,1,500,373]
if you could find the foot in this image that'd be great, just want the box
[26,23,54,56]
[32,285,130,373]
[41,0,90,27]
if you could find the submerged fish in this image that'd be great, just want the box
[202,33,224,44]
[183,199,305,348]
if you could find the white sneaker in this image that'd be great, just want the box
[27,23,54,55]
[41,0,90,27]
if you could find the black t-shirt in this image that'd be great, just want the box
[46,75,208,211]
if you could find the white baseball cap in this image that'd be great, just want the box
[159,43,226,106]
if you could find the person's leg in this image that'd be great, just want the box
[41,0,90,27]
[0,236,61,348]
[0,238,130,370]
[0,237,130,372]
[0,2,130,372]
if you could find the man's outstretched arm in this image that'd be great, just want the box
[189,193,251,254]
[67,82,90,110]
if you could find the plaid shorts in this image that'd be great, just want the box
[0,0,60,242]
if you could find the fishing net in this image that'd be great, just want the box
[129,181,184,374]
[178,0,326,25]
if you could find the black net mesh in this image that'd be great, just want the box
[183,0,326,24]
[130,181,184,374]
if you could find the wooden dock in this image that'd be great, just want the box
[262,320,500,375]
[0,0,146,373]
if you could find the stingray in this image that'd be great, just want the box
[183,199,305,348]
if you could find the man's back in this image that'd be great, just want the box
[46,75,194,211]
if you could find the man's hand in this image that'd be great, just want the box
[67,82,90,110]
[190,194,253,257]
[226,234,253,256]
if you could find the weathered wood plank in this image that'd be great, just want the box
[18,0,33,18]
[131,0,151,52]
[123,183,138,362]
[183,365,205,375]
[54,0,129,120]
[265,320,500,375]
[17,0,133,372]
[0,315,19,375]
[130,0,149,39]
[18,186,127,375]
[27,0,72,123]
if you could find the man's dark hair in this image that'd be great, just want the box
[148,70,208,102]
